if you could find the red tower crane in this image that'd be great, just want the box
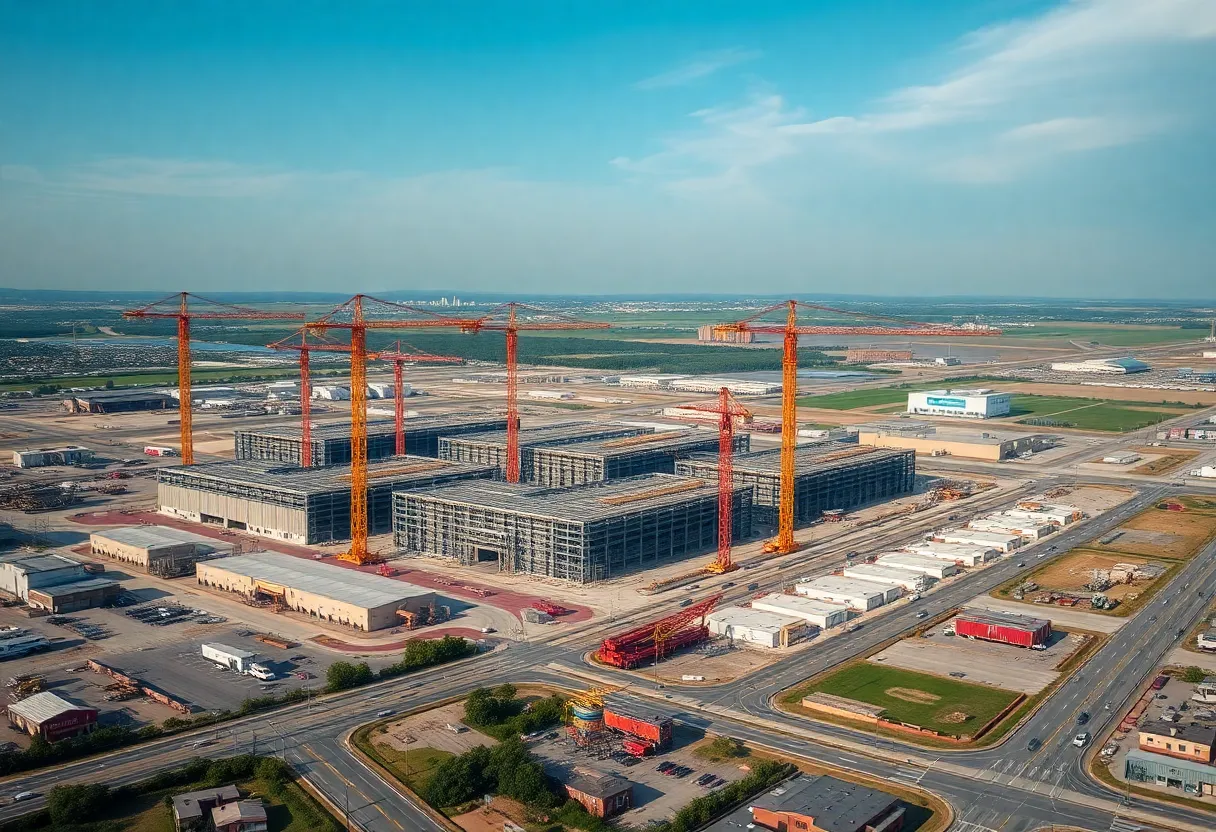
[304,296,479,565]
[461,303,609,483]
[671,388,752,574]
[123,293,306,465]
[266,328,360,467]
[716,300,1000,555]
[369,341,464,457]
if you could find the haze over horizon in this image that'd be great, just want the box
[2,1,1214,298]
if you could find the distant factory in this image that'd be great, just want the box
[1050,356,1150,374]
[63,389,176,414]
[856,421,1054,462]
[906,388,1011,419]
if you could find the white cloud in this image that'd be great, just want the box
[618,0,1216,188]
[634,47,762,90]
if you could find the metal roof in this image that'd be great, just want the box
[202,643,256,660]
[751,775,900,832]
[799,576,895,598]
[7,691,96,724]
[200,552,434,609]
[71,389,175,403]
[681,444,911,477]
[441,421,647,449]
[543,430,726,459]
[752,593,850,617]
[564,771,632,800]
[90,525,231,552]
[30,578,118,598]
[707,605,803,633]
[958,608,1051,630]
[237,412,504,441]
[0,553,81,574]
[1140,720,1216,746]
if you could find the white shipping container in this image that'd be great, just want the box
[201,642,256,673]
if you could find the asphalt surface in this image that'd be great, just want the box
[5,480,1216,832]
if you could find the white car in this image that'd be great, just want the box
[1073,733,1090,748]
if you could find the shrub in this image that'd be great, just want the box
[1184,666,1206,684]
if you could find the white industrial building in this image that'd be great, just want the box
[89,526,234,576]
[795,576,900,611]
[1004,506,1078,526]
[668,377,783,395]
[1191,467,1216,479]
[12,446,94,468]
[0,554,87,602]
[750,593,851,629]
[367,383,395,399]
[706,606,808,648]
[312,386,350,400]
[1050,357,1150,374]
[901,541,998,567]
[937,529,1022,552]
[875,552,958,579]
[1103,451,1141,465]
[968,517,1056,542]
[906,389,1011,419]
[842,563,931,592]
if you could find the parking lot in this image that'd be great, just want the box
[868,617,1090,695]
[527,724,748,827]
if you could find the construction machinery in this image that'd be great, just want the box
[460,303,609,483]
[123,293,306,465]
[369,341,464,456]
[266,328,360,468]
[715,300,1000,554]
[597,594,722,669]
[303,295,480,565]
[670,388,751,573]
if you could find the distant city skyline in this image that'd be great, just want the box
[2,1,1214,298]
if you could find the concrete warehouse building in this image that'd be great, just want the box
[521,430,749,487]
[63,389,176,414]
[196,552,439,632]
[27,578,121,613]
[12,446,94,468]
[907,389,1011,419]
[856,421,1055,462]
[394,473,754,583]
[7,691,98,742]
[89,525,236,577]
[750,593,851,629]
[438,421,652,481]
[1051,357,1150,374]
[158,457,495,545]
[842,563,930,592]
[706,774,905,832]
[902,541,998,567]
[706,606,808,648]
[233,412,506,466]
[968,517,1056,541]
[937,529,1022,552]
[795,576,901,611]
[675,445,916,528]
[875,552,959,579]
[0,553,88,602]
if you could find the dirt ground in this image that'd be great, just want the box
[452,797,534,832]
[373,701,497,756]
[641,641,781,684]
[1130,447,1200,475]
[1090,503,1216,560]
[1025,551,1163,602]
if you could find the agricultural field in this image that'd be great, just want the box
[1001,324,1206,346]
[791,662,1020,736]
[1128,447,1201,476]
[1009,395,1194,432]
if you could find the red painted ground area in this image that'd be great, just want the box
[310,628,493,653]
[70,510,594,623]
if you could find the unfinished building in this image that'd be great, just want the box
[674,445,915,528]
[233,412,506,466]
[158,457,495,545]
[394,474,754,583]
[440,423,747,485]
[437,422,651,480]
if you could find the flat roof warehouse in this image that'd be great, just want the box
[199,552,433,609]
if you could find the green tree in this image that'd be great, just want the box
[47,783,110,825]
[1183,666,1207,684]
[492,682,517,700]
[708,735,744,759]
[104,378,115,389]
[325,660,373,692]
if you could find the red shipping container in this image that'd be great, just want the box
[955,609,1050,648]
[604,705,673,749]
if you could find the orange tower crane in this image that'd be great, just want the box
[672,388,752,573]
[716,300,1000,555]
[266,328,362,467]
[461,303,609,483]
[369,341,464,456]
[305,296,479,565]
[123,293,306,465]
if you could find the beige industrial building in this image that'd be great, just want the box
[89,526,235,577]
[856,422,1054,462]
[196,552,439,632]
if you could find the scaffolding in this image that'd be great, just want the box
[233,412,506,466]
[393,473,754,583]
[674,445,915,528]
[529,431,750,487]
[437,421,652,481]
[158,457,496,544]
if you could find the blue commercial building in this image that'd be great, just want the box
[1124,748,1216,796]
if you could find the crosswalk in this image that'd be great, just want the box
[1110,820,1142,832]
[887,765,927,784]
[953,822,998,832]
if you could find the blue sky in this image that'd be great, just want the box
[2,0,1214,297]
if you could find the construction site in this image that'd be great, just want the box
[437,421,652,480]
[675,445,917,527]
[234,412,506,466]
[157,456,496,544]
[393,474,754,582]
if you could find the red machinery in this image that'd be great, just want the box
[604,702,674,749]
[532,600,572,616]
[370,341,464,456]
[954,609,1051,648]
[597,594,722,669]
[622,738,653,757]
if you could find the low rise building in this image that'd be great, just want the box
[900,541,998,567]
[27,577,121,613]
[750,593,851,629]
[1138,721,1216,764]
[1051,357,1150,374]
[1125,748,1216,796]
[90,525,234,576]
[907,389,1011,419]
[706,774,905,832]
[1004,506,1079,526]
[967,517,1056,542]
[706,606,809,648]
[1103,451,1142,465]
[172,785,241,832]
[795,576,900,611]
[563,772,633,819]
[1197,629,1216,651]
[7,691,98,741]
[874,552,958,579]
[64,389,176,414]
[842,563,931,592]
[0,553,88,602]
[937,529,1022,552]
[856,422,1054,462]
[12,446,94,468]
[211,799,268,832]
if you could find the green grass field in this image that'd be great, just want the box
[361,744,455,794]
[1003,325,1204,346]
[796,387,912,410]
[796,663,1020,735]
[1010,394,1192,432]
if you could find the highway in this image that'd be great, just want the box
[4,483,1216,831]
